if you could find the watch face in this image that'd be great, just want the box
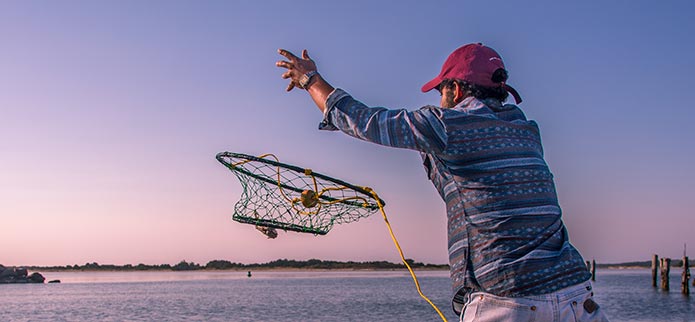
[299,74,310,88]
[299,71,316,89]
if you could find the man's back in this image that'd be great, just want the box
[421,96,590,303]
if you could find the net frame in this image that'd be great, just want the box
[216,152,385,235]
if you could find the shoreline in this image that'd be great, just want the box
[33,266,451,273]
[26,266,652,273]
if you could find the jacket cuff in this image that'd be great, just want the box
[318,88,349,131]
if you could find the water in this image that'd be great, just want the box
[592,269,694,322]
[0,269,693,321]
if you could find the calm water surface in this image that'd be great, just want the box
[1,269,693,321]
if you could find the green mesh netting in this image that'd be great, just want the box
[216,152,385,235]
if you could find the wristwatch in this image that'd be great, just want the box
[299,71,318,89]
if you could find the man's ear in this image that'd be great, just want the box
[453,82,465,103]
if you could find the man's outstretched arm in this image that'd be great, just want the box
[276,48,447,153]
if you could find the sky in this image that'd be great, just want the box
[2,0,694,267]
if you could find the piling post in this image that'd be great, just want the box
[661,258,671,291]
[591,259,596,281]
[683,256,690,296]
[652,254,659,287]
[586,260,591,272]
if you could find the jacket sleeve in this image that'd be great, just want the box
[319,88,447,153]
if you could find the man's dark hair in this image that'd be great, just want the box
[438,78,510,102]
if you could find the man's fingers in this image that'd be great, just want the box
[276,60,293,69]
[278,48,298,61]
[278,48,312,93]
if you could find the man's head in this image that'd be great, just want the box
[422,43,522,108]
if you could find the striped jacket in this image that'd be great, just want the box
[320,89,590,314]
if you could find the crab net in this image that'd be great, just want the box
[216,152,385,235]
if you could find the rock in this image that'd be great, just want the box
[15,267,28,278]
[29,272,45,283]
[0,267,46,284]
[48,280,61,283]
[0,267,14,278]
[0,267,16,283]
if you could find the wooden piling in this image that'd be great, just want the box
[683,256,690,296]
[591,259,596,281]
[586,260,591,272]
[652,254,659,287]
[661,258,671,291]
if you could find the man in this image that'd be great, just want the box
[276,43,608,321]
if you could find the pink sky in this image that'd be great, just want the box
[2,1,694,266]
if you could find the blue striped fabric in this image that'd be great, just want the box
[320,89,590,314]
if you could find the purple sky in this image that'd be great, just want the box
[2,1,694,266]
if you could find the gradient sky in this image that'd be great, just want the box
[2,0,694,266]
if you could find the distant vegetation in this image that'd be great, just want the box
[23,259,694,272]
[596,259,694,269]
[26,259,449,271]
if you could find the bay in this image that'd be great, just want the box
[0,269,693,321]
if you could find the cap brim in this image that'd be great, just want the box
[421,77,442,93]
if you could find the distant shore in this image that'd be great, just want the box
[597,258,694,270]
[21,259,449,272]
[35,267,450,273]
[20,258,692,273]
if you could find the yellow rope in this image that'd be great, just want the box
[233,154,314,214]
[235,154,448,321]
[363,187,448,322]
[231,153,279,167]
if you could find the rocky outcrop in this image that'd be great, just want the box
[0,265,45,284]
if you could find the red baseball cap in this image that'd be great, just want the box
[421,43,522,104]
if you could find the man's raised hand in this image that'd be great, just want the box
[276,49,317,91]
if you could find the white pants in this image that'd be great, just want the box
[460,281,609,322]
